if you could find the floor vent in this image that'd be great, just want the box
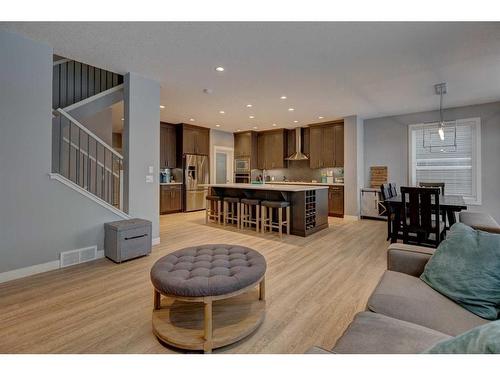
[60,246,97,268]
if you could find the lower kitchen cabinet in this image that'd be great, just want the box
[160,185,182,214]
[328,186,344,217]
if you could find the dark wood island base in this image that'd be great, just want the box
[209,184,329,237]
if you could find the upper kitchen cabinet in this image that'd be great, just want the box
[257,129,287,169]
[160,122,177,168]
[180,124,210,155]
[234,131,258,169]
[308,121,344,168]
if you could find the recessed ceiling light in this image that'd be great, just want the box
[215,66,225,72]
[189,118,195,122]
[249,115,255,119]
[219,110,225,114]
[121,118,124,121]
[236,129,241,132]
[288,108,294,111]
[280,96,287,100]
[293,120,299,123]
[318,116,324,119]
[215,124,221,127]
[272,123,277,127]
[159,105,165,109]
[246,104,253,108]
[253,126,258,129]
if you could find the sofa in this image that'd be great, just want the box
[307,243,490,354]
[459,212,500,234]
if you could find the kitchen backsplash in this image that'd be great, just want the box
[251,160,344,182]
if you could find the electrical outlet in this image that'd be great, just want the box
[146,175,154,183]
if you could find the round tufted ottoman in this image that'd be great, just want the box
[150,244,267,353]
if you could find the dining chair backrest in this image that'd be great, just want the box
[400,187,440,236]
[419,182,445,195]
[389,183,398,197]
[380,183,392,201]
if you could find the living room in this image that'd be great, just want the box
[1,2,500,375]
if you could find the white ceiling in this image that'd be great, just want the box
[2,22,500,132]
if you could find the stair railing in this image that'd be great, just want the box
[52,108,124,210]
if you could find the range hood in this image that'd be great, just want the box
[286,127,308,160]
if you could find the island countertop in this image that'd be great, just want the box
[208,183,329,192]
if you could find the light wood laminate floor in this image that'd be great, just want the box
[0,212,388,353]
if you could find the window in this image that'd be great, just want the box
[408,118,481,205]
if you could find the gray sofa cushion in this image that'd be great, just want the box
[333,312,450,354]
[367,271,489,336]
[151,244,266,297]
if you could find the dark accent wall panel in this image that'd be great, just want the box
[100,70,107,92]
[74,62,82,102]
[81,64,88,100]
[52,65,60,109]
[66,61,74,105]
[88,66,95,97]
[59,62,67,108]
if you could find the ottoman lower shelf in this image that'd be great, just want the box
[152,290,265,352]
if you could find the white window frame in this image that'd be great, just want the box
[408,117,482,205]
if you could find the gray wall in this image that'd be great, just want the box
[123,72,160,239]
[344,115,365,217]
[364,101,500,221]
[78,107,113,146]
[209,129,234,183]
[0,31,125,274]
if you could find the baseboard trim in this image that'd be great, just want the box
[152,237,161,246]
[0,248,105,284]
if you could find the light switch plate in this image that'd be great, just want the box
[146,175,154,183]
[148,166,154,174]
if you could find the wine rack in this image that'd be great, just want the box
[305,190,317,231]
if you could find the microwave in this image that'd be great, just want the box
[235,158,250,173]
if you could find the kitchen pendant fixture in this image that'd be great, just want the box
[435,82,447,141]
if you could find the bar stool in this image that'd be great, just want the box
[205,195,222,224]
[261,201,291,238]
[223,197,240,228]
[240,198,261,232]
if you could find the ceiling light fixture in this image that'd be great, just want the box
[272,123,277,127]
[246,104,253,108]
[435,83,447,141]
[288,108,294,112]
[253,126,258,129]
[293,120,299,123]
[318,116,324,119]
[215,66,225,72]
[121,118,124,121]
[215,124,221,127]
[160,105,165,109]
[236,129,241,132]
[219,110,225,114]
[249,115,255,119]
[189,118,195,122]
[280,96,287,100]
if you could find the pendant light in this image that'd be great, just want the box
[435,83,447,141]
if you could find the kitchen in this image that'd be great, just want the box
[159,120,345,224]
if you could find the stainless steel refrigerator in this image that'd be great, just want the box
[184,154,209,211]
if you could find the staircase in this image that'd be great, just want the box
[51,56,128,217]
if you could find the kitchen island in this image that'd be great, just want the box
[209,183,329,237]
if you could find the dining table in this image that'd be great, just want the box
[384,194,467,243]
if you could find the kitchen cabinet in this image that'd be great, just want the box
[181,124,210,155]
[328,186,344,217]
[160,184,182,214]
[308,122,344,168]
[160,123,177,168]
[234,131,258,169]
[257,129,287,169]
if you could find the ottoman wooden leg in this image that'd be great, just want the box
[259,278,265,301]
[204,299,213,353]
[153,289,161,310]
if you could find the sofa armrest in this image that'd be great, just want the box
[305,346,335,354]
[387,244,436,277]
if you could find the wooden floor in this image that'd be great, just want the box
[0,212,388,354]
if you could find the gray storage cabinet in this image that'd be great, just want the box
[105,218,152,263]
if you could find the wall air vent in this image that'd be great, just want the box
[60,246,97,268]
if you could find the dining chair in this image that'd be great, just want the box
[400,187,446,248]
[380,183,393,240]
[419,182,445,195]
[418,181,447,226]
[389,183,398,197]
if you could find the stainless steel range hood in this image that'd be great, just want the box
[286,127,308,160]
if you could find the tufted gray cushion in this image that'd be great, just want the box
[150,244,266,297]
